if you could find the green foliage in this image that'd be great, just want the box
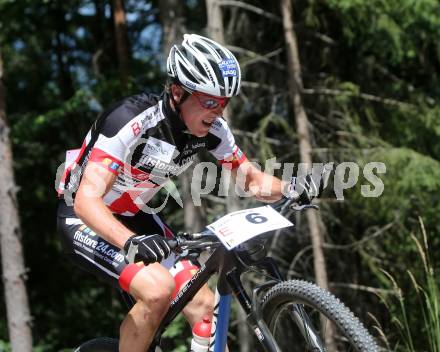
[0,340,10,352]
[161,314,191,352]
[347,147,440,238]
[325,0,440,69]
[1,0,440,350]
[254,112,296,162]
[0,0,168,349]
[376,219,440,351]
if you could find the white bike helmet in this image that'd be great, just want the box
[167,34,241,98]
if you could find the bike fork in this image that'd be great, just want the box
[290,304,325,351]
[209,289,231,352]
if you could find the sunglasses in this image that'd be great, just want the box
[182,87,229,110]
[193,91,229,109]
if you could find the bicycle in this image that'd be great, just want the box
[75,196,380,351]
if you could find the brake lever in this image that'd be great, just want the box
[173,249,190,265]
[290,203,319,211]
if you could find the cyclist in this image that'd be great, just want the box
[56,33,317,352]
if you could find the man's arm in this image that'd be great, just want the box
[74,162,135,248]
[231,160,288,202]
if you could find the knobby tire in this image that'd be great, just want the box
[260,280,380,352]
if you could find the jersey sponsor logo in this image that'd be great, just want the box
[102,158,120,171]
[179,154,196,166]
[140,105,161,127]
[180,141,206,158]
[109,162,120,170]
[128,167,150,181]
[219,59,238,77]
[139,155,181,174]
[211,119,222,131]
[143,137,176,163]
[189,141,206,149]
[131,121,141,136]
[231,145,244,161]
[74,229,124,263]
[220,144,246,170]
[180,148,195,157]
[235,146,243,159]
[74,230,99,249]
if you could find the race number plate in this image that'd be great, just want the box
[207,206,293,250]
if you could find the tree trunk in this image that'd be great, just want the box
[111,0,131,86]
[280,0,329,292]
[206,0,225,44]
[0,50,33,352]
[206,0,233,158]
[158,0,186,55]
[280,0,336,348]
[158,0,205,233]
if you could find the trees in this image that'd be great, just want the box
[280,0,329,292]
[111,0,131,87]
[0,48,33,352]
[0,0,439,350]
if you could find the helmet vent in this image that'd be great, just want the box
[209,59,223,81]
[180,65,198,84]
[232,78,240,96]
[194,42,211,55]
[227,76,234,92]
[195,60,208,79]
[215,48,227,60]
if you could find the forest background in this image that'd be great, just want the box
[0,0,439,351]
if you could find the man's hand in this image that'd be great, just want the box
[287,174,321,205]
[124,234,171,265]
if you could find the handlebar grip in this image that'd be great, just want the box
[269,196,290,210]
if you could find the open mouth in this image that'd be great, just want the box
[202,119,213,128]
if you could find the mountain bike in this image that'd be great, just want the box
[75,197,380,351]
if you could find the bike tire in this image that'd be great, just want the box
[74,337,119,352]
[74,338,165,352]
[260,280,379,352]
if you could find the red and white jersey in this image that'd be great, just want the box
[58,92,247,216]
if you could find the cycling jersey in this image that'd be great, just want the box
[58,91,247,216]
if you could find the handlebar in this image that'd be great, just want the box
[167,231,220,251]
[269,196,319,213]
[167,197,318,253]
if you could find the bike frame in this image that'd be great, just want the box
[149,243,287,352]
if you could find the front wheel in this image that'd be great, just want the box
[74,338,164,352]
[259,280,379,352]
[74,338,119,352]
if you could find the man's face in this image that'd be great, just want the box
[172,85,228,137]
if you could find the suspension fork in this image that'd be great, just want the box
[225,268,282,352]
[289,305,325,351]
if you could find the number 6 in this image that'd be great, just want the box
[245,212,268,224]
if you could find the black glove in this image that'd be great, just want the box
[124,234,171,265]
[287,174,320,205]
